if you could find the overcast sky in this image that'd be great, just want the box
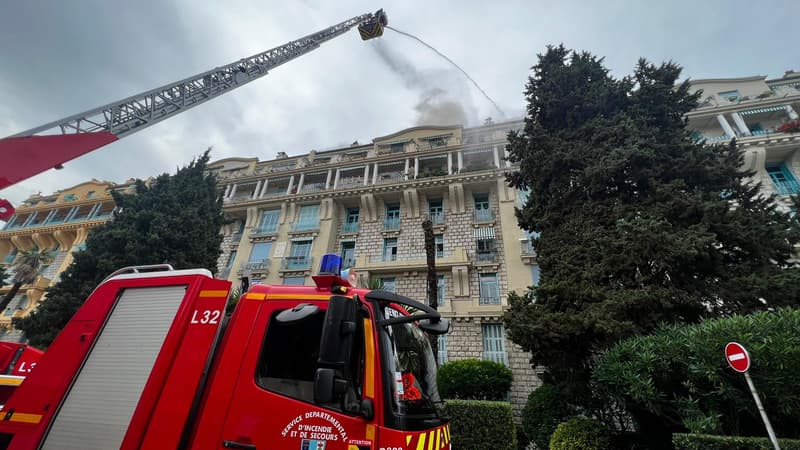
[1,0,798,212]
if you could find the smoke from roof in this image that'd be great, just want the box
[373,40,476,127]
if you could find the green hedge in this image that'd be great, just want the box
[444,400,516,450]
[549,417,611,450]
[522,384,572,450]
[437,359,513,400]
[673,433,800,450]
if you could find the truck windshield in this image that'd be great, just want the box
[384,319,442,418]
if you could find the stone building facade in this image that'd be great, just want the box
[0,180,134,340]
[208,119,542,416]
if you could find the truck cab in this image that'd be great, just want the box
[0,256,450,450]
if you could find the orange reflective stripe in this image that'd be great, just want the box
[199,290,229,298]
[264,294,331,301]
[8,413,42,424]
[363,319,375,398]
[245,293,266,301]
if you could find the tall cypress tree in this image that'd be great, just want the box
[503,45,800,404]
[14,151,224,347]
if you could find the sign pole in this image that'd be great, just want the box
[743,371,781,450]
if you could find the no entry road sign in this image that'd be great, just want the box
[725,342,751,373]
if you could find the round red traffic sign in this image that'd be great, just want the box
[725,342,750,373]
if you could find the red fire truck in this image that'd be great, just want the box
[0,343,43,408]
[0,257,450,449]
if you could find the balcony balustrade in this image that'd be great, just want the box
[774,179,800,195]
[384,217,401,230]
[474,209,494,222]
[291,221,320,232]
[341,222,359,234]
[282,255,312,271]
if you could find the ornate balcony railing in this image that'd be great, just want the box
[281,255,312,271]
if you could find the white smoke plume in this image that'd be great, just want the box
[373,39,477,127]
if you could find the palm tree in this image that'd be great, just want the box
[0,249,52,314]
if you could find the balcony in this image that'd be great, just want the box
[251,223,279,236]
[479,295,500,305]
[243,259,271,272]
[291,221,320,232]
[474,209,494,223]
[358,248,470,274]
[299,182,326,194]
[281,255,312,271]
[337,177,364,189]
[342,257,357,269]
[375,172,405,185]
[773,179,800,195]
[384,217,401,231]
[475,251,497,263]
[520,240,536,256]
[341,222,359,234]
[431,211,446,225]
[218,267,231,279]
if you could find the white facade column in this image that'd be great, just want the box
[414,157,420,178]
[493,145,501,168]
[296,173,305,193]
[363,165,370,186]
[259,179,269,198]
[252,180,262,199]
[404,159,410,180]
[325,169,333,190]
[504,146,511,168]
[224,184,232,198]
[286,176,294,195]
[372,163,379,185]
[731,112,751,136]
[334,169,341,189]
[228,183,238,200]
[457,151,464,173]
[787,104,799,120]
[447,153,453,175]
[716,114,737,137]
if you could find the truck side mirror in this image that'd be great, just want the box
[314,295,358,404]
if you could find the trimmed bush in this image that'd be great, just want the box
[549,417,611,450]
[522,384,572,450]
[437,359,513,400]
[593,308,800,438]
[673,433,800,450]
[444,400,516,450]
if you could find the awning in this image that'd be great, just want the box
[474,227,496,240]
[740,105,787,116]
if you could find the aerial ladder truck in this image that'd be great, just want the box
[0,11,452,450]
[0,9,387,219]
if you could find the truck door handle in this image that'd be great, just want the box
[222,440,256,449]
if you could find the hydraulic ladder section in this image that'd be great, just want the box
[0,9,388,193]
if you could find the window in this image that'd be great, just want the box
[286,239,312,270]
[381,277,396,293]
[426,136,446,148]
[256,307,363,407]
[479,273,500,305]
[341,241,356,269]
[767,163,800,195]
[718,90,741,102]
[482,324,507,365]
[282,276,305,286]
[3,249,17,264]
[517,188,531,209]
[436,275,446,307]
[437,334,448,366]
[296,204,321,231]
[429,199,444,224]
[343,208,359,233]
[249,242,272,262]
[383,238,398,261]
[475,227,496,262]
[435,234,444,258]
[385,204,400,230]
[258,209,280,234]
[531,264,541,287]
[4,294,26,317]
[226,250,237,268]
[474,194,492,221]
[390,142,405,153]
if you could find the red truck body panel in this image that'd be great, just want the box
[0,270,229,450]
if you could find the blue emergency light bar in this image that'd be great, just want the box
[319,253,342,275]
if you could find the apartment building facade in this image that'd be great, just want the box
[0,180,129,340]
[209,119,542,414]
[687,70,800,206]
